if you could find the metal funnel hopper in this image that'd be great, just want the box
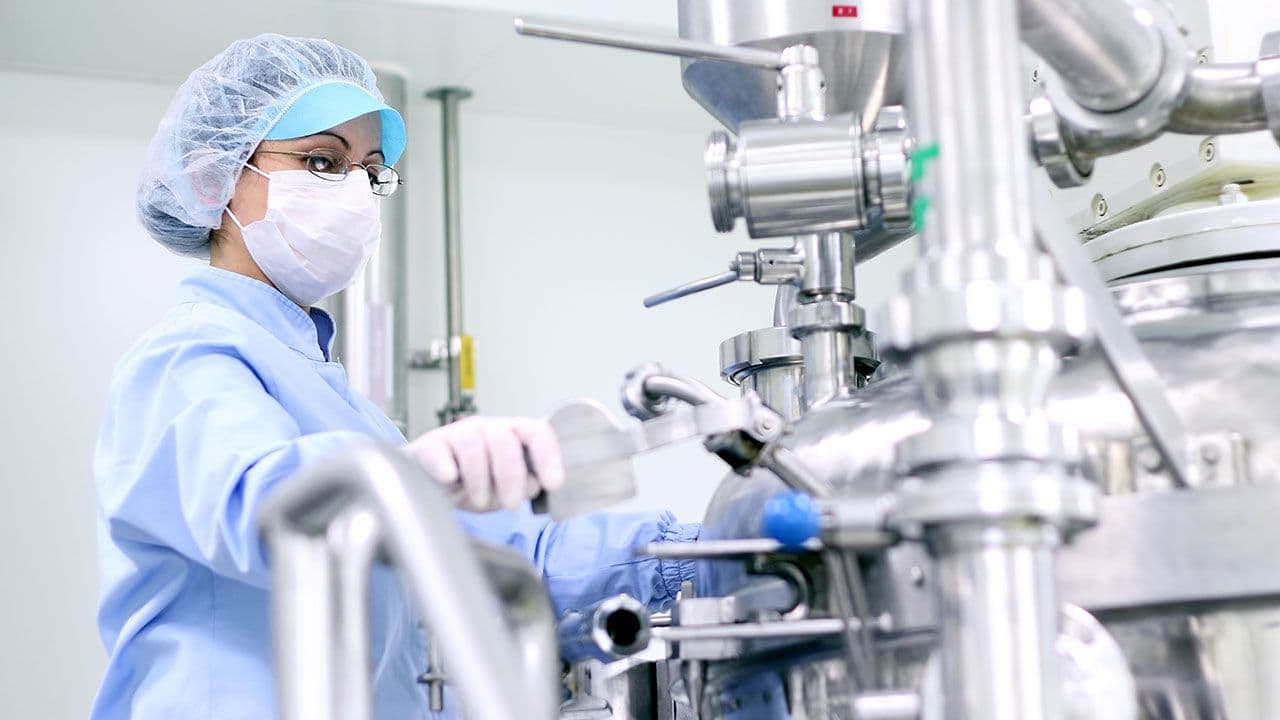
[678,0,906,131]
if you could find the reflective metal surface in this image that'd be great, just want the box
[258,442,552,720]
[1020,0,1166,113]
[699,252,1280,720]
[677,0,905,132]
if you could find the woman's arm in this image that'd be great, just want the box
[457,508,700,616]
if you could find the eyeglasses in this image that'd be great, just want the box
[255,148,403,197]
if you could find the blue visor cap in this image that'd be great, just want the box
[264,81,406,166]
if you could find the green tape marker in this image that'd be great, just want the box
[911,142,940,183]
[912,196,932,230]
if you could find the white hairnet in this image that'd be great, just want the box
[137,33,386,256]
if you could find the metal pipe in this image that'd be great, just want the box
[908,0,1032,258]
[931,523,1061,720]
[653,617,852,642]
[263,529,339,720]
[797,329,853,410]
[853,691,922,720]
[426,87,474,424]
[514,17,784,70]
[773,285,797,327]
[642,373,724,407]
[1168,63,1270,134]
[1019,0,1165,112]
[258,442,536,720]
[557,594,653,663]
[472,542,561,720]
[902,0,1069,718]
[326,508,380,720]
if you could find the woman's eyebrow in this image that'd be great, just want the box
[309,130,351,150]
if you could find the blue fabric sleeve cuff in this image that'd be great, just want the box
[656,521,701,608]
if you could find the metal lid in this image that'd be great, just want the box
[719,326,804,385]
[678,0,906,131]
[1085,195,1280,282]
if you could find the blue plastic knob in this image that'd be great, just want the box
[761,491,820,548]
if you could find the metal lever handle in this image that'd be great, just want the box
[514,17,785,70]
[643,270,740,308]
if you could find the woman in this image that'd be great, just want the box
[93,34,698,719]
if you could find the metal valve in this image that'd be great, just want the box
[706,109,914,238]
[644,234,856,308]
[642,247,807,308]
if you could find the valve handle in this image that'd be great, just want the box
[515,17,785,70]
[643,270,741,308]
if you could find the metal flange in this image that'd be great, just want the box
[719,327,804,386]
[788,299,867,336]
[885,280,1089,355]
[897,414,1082,473]
[889,465,1099,535]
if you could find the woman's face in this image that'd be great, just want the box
[225,110,384,227]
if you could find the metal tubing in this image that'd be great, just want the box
[426,87,473,423]
[514,17,784,69]
[642,373,724,407]
[652,617,851,642]
[798,330,852,410]
[907,0,1032,258]
[1019,0,1165,112]
[258,442,536,720]
[265,529,339,720]
[1168,63,1270,134]
[854,691,923,720]
[902,1,1069,719]
[557,594,653,663]
[931,523,1061,720]
[326,508,380,720]
[472,542,561,720]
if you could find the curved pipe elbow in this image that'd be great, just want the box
[1167,63,1270,134]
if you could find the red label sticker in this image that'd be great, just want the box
[832,4,858,17]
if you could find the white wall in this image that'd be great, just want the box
[0,69,195,719]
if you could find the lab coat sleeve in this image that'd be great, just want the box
[94,318,366,589]
[456,509,701,616]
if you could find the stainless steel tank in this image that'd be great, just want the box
[677,0,906,132]
[696,198,1280,717]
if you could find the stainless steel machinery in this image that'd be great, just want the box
[259,1,1280,719]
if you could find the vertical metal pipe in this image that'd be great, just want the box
[898,0,1070,718]
[326,507,380,720]
[426,87,473,423]
[932,522,1061,720]
[266,528,338,720]
[797,330,852,410]
[906,0,1033,258]
[375,70,410,431]
[259,443,534,720]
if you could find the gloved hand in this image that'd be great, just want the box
[403,416,566,512]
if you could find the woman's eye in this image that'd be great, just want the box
[308,155,336,173]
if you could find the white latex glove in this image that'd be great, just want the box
[403,416,566,512]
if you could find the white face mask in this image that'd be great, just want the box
[226,165,381,306]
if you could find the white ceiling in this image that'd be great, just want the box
[0,0,713,133]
